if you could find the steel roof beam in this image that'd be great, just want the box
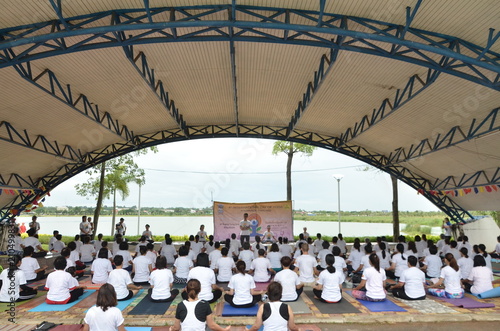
[0,173,38,190]
[48,0,71,31]
[388,107,500,165]
[0,5,499,89]
[432,167,500,190]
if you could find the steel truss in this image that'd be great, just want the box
[432,167,500,190]
[0,125,473,222]
[0,3,499,90]
[388,107,500,165]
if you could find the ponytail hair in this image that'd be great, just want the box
[325,254,336,274]
[236,260,246,274]
[460,247,468,258]
[445,253,459,272]
[396,243,406,260]
[8,255,21,278]
[186,279,201,300]
[255,235,261,250]
[369,253,380,272]
[353,241,361,252]
[379,242,387,259]
[478,244,488,258]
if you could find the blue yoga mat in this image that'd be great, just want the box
[477,286,500,299]
[116,289,144,310]
[29,290,95,312]
[125,328,151,331]
[346,291,406,312]
[222,303,259,316]
[246,326,263,331]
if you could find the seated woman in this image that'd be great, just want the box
[427,253,464,299]
[172,279,230,331]
[173,246,193,284]
[267,243,283,273]
[182,253,223,304]
[83,284,125,331]
[107,255,141,301]
[149,256,179,302]
[391,256,426,300]
[274,256,303,302]
[250,249,275,283]
[224,261,266,308]
[91,248,113,284]
[215,247,236,283]
[313,254,343,303]
[386,244,408,280]
[20,246,48,282]
[0,255,38,302]
[352,253,387,302]
[247,282,299,331]
[463,255,494,295]
[45,256,87,304]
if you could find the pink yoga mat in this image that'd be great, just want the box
[440,297,495,308]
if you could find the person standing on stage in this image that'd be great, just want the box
[115,218,127,239]
[239,213,251,245]
[80,215,91,236]
[302,227,310,241]
[29,216,40,235]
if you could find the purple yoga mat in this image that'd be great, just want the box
[440,297,495,308]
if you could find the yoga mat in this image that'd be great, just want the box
[128,294,173,315]
[116,290,144,311]
[477,286,500,299]
[222,303,259,316]
[246,326,263,331]
[28,290,95,312]
[346,291,406,312]
[286,296,312,314]
[254,281,271,291]
[125,328,152,331]
[440,297,495,308]
[303,290,360,314]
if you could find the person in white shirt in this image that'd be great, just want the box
[148,255,179,302]
[215,248,236,282]
[224,261,265,308]
[279,237,293,257]
[80,215,91,236]
[159,236,177,267]
[421,245,442,279]
[142,224,153,242]
[29,215,40,234]
[427,253,464,299]
[294,243,317,286]
[414,235,426,258]
[274,256,303,302]
[404,241,418,259]
[463,255,494,295]
[228,233,242,261]
[189,235,204,257]
[478,244,493,271]
[490,235,500,258]
[20,246,48,281]
[21,228,47,258]
[313,254,343,303]
[442,217,452,239]
[173,246,194,284]
[80,236,96,263]
[0,255,38,302]
[352,253,387,302]
[145,243,157,268]
[346,241,363,276]
[74,234,83,253]
[246,281,299,331]
[355,245,374,274]
[391,256,426,300]
[436,234,446,252]
[238,242,254,271]
[387,244,409,279]
[251,235,264,259]
[182,253,223,303]
[172,279,230,331]
[49,230,59,251]
[205,235,216,254]
[331,246,348,282]
[302,227,310,241]
[51,234,66,254]
[115,242,133,272]
[134,236,148,257]
[209,242,222,270]
[316,240,333,271]
[107,255,141,301]
[457,247,474,280]
[267,243,283,272]
[91,248,113,284]
[447,241,461,261]
[337,233,347,257]
[93,233,104,252]
[262,225,277,243]
[45,256,86,304]
[239,213,251,245]
[61,247,84,278]
[84,283,125,331]
[376,242,391,273]
[132,246,153,285]
[197,224,208,243]
[250,249,275,282]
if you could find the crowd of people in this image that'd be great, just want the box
[1,215,500,330]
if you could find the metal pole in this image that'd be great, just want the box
[137,183,142,235]
[337,178,341,233]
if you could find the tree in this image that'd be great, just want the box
[272,141,316,201]
[75,148,156,236]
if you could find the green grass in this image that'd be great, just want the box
[295,214,443,227]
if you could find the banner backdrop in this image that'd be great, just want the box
[213,201,293,241]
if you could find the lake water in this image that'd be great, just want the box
[14,216,426,238]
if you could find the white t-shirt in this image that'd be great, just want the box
[115,250,132,268]
[46,270,79,303]
[91,258,113,284]
[404,250,418,260]
[49,236,57,251]
[399,267,425,299]
[187,267,216,301]
[252,242,265,258]
[495,243,500,254]
[347,249,363,271]
[174,256,193,279]
[107,269,132,300]
[267,252,283,269]
[205,243,215,254]
[75,240,83,253]
[52,240,65,253]
[295,254,317,283]
[415,241,426,257]
[133,255,152,282]
[239,250,254,270]
[317,269,343,302]
[0,269,27,302]
[216,257,235,282]
[468,266,494,294]
[229,239,241,258]
[69,250,80,264]
[448,248,461,261]
[337,240,347,254]
[80,221,91,235]
[20,257,40,281]
[191,241,204,257]
[85,306,124,331]
[22,237,41,252]
[160,243,177,265]
[228,273,255,305]
[209,250,222,270]
[145,251,157,268]
[149,268,174,300]
[279,244,293,257]
[317,249,331,269]
[251,257,271,282]
[240,219,251,236]
[274,269,301,301]
[262,231,275,242]
[197,230,207,242]
[483,254,493,271]
[135,242,148,254]
[440,265,462,294]
[332,256,347,282]
[376,251,391,270]
[93,240,103,251]
[362,267,386,300]
[457,257,474,279]
[80,244,96,263]
[391,253,409,277]
[359,254,371,271]
[313,239,324,254]
[423,255,442,278]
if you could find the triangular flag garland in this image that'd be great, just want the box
[3,186,52,216]
[418,184,500,197]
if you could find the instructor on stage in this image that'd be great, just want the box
[239,213,251,245]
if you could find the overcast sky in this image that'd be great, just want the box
[44,138,439,212]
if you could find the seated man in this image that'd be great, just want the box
[262,225,277,244]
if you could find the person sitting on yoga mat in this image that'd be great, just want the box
[182,253,223,304]
[173,246,193,284]
[274,256,303,302]
[83,283,125,331]
[19,246,47,282]
[107,255,141,301]
[463,255,494,295]
[224,260,265,308]
[386,244,408,280]
[478,244,493,271]
[427,253,464,299]
[0,255,38,302]
[246,281,299,331]
[352,253,387,302]
[91,248,113,284]
[313,254,343,303]
[45,256,87,304]
[250,249,275,283]
[149,255,179,302]
[132,245,153,286]
[215,247,236,283]
[391,255,426,300]
[172,279,230,331]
